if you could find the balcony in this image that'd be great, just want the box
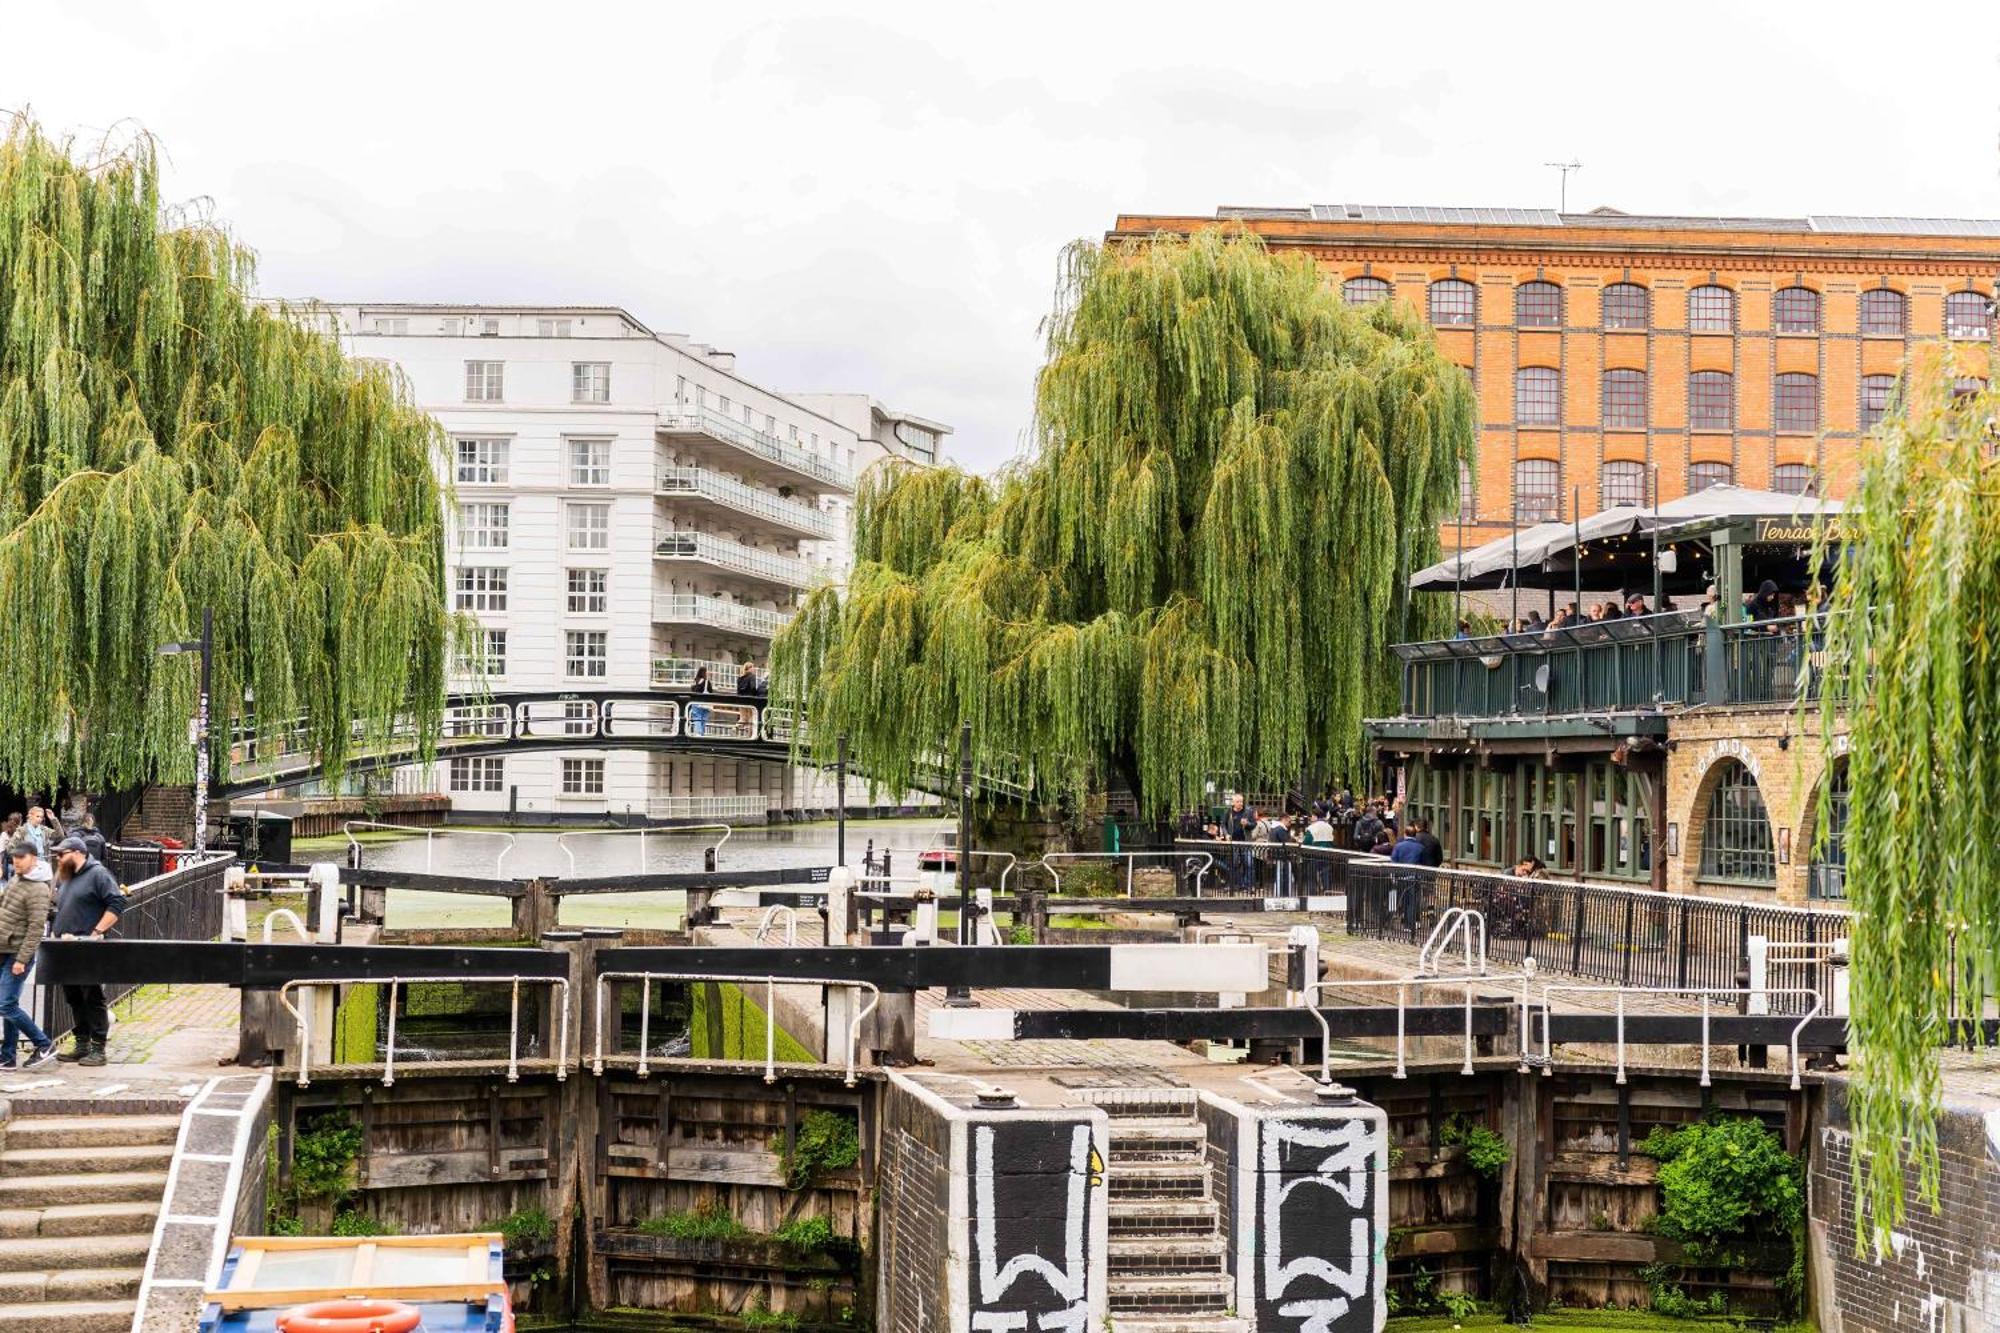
[651,593,793,640]
[658,407,854,493]
[656,466,835,541]
[653,529,813,591]
[646,794,776,822]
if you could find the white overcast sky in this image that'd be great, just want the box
[4,1,1998,472]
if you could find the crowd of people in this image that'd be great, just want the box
[1192,791,1446,890]
[0,804,125,1069]
[1459,578,1830,640]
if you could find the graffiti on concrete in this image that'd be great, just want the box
[1257,1114,1379,1333]
[970,1120,1094,1332]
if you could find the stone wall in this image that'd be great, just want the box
[874,1076,955,1333]
[1664,706,1847,904]
[1809,1079,2000,1332]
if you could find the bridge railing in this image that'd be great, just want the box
[1173,838,1378,897]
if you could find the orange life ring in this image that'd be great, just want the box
[277,1299,423,1333]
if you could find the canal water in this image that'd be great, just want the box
[295,817,953,931]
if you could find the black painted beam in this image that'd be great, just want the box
[560,866,833,895]
[1012,1005,1512,1040]
[598,945,1125,989]
[37,940,572,987]
[339,866,528,897]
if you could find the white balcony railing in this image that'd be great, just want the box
[651,656,762,693]
[653,529,812,589]
[658,407,854,492]
[645,795,776,822]
[656,466,835,539]
[651,593,793,639]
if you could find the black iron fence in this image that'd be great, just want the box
[1344,860,1848,1015]
[1172,838,1376,897]
[36,849,232,1042]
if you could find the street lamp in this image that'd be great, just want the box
[157,606,213,853]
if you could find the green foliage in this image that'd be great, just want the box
[495,1207,556,1250]
[291,1116,364,1202]
[1638,1265,1726,1319]
[772,1214,836,1253]
[0,116,452,792]
[1007,921,1034,945]
[1061,861,1119,897]
[786,1109,861,1189]
[636,1201,752,1242]
[737,1304,799,1331]
[772,230,1476,810]
[1439,1114,1509,1179]
[1639,1119,1802,1259]
[266,1214,304,1237]
[690,981,819,1064]
[330,1209,395,1237]
[1814,346,2000,1250]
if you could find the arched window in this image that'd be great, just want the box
[1860,374,1898,431]
[1773,286,1820,334]
[1602,283,1650,331]
[1953,375,1987,399]
[1428,279,1476,326]
[1602,368,1647,429]
[1688,285,1735,333]
[1772,464,1817,496]
[1774,372,1820,433]
[1689,370,1734,430]
[1515,281,1563,328]
[1343,276,1391,307]
[1688,461,1734,492]
[1945,290,1992,340]
[1514,459,1560,523]
[1454,461,1476,519]
[1515,366,1561,426]
[1600,460,1647,507]
[1809,760,1849,900]
[1859,288,1907,337]
[1698,760,1775,885]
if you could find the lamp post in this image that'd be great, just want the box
[945,721,976,1007]
[157,607,213,853]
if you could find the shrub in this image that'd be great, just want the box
[636,1201,751,1242]
[495,1207,556,1250]
[1061,861,1120,897]
[331,1210,396,1237]
[1639,1117,1806,1315]
[773,1215,836,1253]
[292,1116,365,1202]
[787,1110,861,1189]
[1439,1113,1510,1179]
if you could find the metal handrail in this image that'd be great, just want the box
[1039,850,1215,897]
[592,970,879,1086]
[644,795,774,822]
[276,974,570,1088]
[1306,972,1537,1083]
[656,465,836,538]
[1418,907,1488,976]
[556,823,731,877]
[651,655,757,693]
[1538,984,1823,1090]
[653,528,813,587]
[343,821,516,876]
[754,905,799,946]
[657,407,855,491]
[651,593,794,638]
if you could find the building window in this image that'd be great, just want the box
[1772,464,1817,496]
[572,362,611,403]
[478,317,500,337]
[453,566,508,613]
[1688,285,1735,333]
[1689,370,1734,431]
[457,628,506,677]
[1688,461,1733,493]
[1514,367,1561,426]
[1454,461,1476,520]
[1772,286,1820,334]
[1774,372,1820,433]
[1953,375,1987,399]
[1698,760,1775,886]
[565,501,611,551]
[1860,374,1898,431]
[1810,759,1850,900]
[1859,288,1907,337]
[1599,460,1647,508]
[568,438,611,486]
[1343,276,1391,307]
[370,317,408,335]
[566,568,608,614]
[457,502,510,551]
[538,318,573,337]
[1946,291,1992,340]
[454,436,509,485]
[1601,283,1649,331]
[1428,279,1476,326]
[464,360,505,402]
[1602,368,1647,429]
[1515,281,1562,328]
[561,757,605,797]
[447,757,505,793]
[562,700,595,737]
[564,630,608,679]
[1514,458,1560,523]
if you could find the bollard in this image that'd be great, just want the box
[224,866,249,942]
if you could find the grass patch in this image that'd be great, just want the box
[636,1202,752,1242]
[689,982,818,1064]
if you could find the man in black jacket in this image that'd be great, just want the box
[50,836,128,1066]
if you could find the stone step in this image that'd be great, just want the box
[1110,1318,1249,1333]
[2,1116,180,1152]
[0,1299,138,1333]
[1108,1123,1206,1164]
[37,1202,162,1239]
[1107,1197,1222,1240]
[0,1235,150,1274]
[0,1172,167,1209]
[1075,1089,1200,1122]
[1106,1161,1210,1199]
[0,1144,174,1177]
[1109,1236,1227,1277]
[1107,1272,1234,1315]
[0,1272,142,1306]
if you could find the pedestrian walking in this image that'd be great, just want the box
[50,836,126,1066]
[0,843,57,1069]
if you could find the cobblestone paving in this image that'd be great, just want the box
[105,983,239,1064]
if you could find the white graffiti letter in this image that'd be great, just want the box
[973,1124,1091,1329]
[1262,1118,1375,1306]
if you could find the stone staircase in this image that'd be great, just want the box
[0,1112,178,1333]
[1086,1089,1247,1333]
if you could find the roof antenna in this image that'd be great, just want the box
[1545,160,1583,213]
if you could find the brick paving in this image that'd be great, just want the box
[0,982,241,1102]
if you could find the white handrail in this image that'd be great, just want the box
[656,465,836,538]
[261,909,311,944]
[342,821,517,876]
[555,823,732,877]
[1418,907,1488,976]
[593,970,879,1087]
[1306,972,1536,1083]
[755,904,799,946]
[1040,850,1215,897]
[1537,984,1824,1090]
[276,974,570,1088]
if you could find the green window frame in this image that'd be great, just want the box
[1697,761,1776,886]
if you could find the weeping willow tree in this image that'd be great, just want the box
[1815,345,2000,1250]
[773,231,1475,811]
[0,116,450,794]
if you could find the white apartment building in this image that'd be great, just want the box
[324,303,947,823]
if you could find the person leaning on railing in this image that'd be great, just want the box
[50,835,127,1067]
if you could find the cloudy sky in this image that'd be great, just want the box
[5,1,1998,472]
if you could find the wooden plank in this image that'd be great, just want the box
[362,1149,550,1188]
[206,1283,506,1311]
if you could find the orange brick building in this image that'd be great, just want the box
[1108,206,2000,550]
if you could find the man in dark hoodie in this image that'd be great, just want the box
[51,836,127,1066]
[0,843,56,1068]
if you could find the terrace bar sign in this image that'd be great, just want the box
[1753,515,1843,544]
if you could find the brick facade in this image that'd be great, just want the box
[1664,707,1848,904]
